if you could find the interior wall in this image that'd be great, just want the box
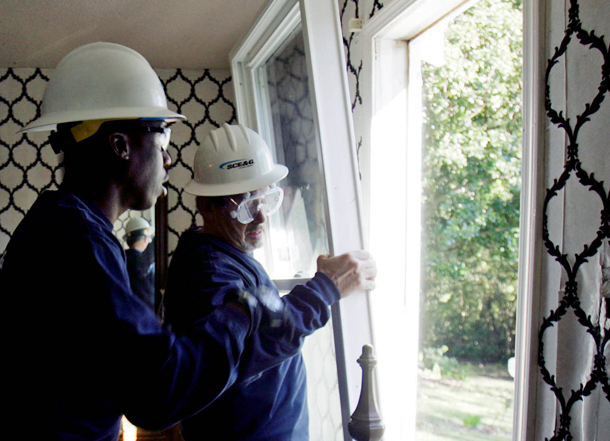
[0,68,53,253]
[339,0,387,170]
[0,67,235,255]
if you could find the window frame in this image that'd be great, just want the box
[230,0,374,436]
[358,0,541,439]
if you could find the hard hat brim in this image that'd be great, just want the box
[184,164,289,197]
[19,107,186,133]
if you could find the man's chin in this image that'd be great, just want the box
[157,185,168,198]
[243,238,263,252]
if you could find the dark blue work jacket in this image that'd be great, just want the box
[0,190,267,441]
[164,229,340,441]
[126,245,155,309]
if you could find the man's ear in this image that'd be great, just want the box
[196,197,222,225]
[108,132,131,161]
[196,196,211,215]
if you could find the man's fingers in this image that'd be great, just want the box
[361,280,377,291]
[361,265,378,280]
[350,250,372,260]
[316,250,378,296]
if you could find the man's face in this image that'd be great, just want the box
[212,189,268,253]
[123,122,172,210]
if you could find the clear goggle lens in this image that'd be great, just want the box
[225,186,284,224]
[141,126,171,150]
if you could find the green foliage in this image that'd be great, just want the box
[420,0,523,362]
[419,346,471,380]
[462,414,482,428]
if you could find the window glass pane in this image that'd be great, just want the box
[253,26,330,280]
[411,0,522,439]
[248,24,342,441]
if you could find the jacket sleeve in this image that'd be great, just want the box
[77,235,253,430]
[164,243,341,383]
[237,272,341,379]
[282,271,341,335]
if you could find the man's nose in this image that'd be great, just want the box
[163,149,172,167]
[252,207,266,224]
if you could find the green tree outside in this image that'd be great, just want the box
[420,0,523,362]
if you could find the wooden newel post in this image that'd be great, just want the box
[348,344,385,441]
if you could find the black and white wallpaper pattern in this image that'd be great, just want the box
[0,68,235,253]
[541,0,610,438]
[0,68,53,252]
[157,69,237,255]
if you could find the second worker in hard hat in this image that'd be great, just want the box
[164,123,378,441]
[124,217,155,310]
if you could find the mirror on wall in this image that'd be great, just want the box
[113,202,167,318]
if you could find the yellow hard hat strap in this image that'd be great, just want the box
[70,118,138,143]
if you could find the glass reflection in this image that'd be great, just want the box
[254,26,329,280]
[113,208,156,310]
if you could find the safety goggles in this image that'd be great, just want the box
[132,125,172,150]
[224,186,284,224]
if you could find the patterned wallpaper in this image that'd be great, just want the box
[339,0,386,170]
[157,69,237,255]
[0,68,53,252]
[0,68,235,254]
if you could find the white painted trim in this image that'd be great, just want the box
[231,0,373,436]
[361,0,536,439]
[230,0,299,131]
[513,0,546,439]
[247,5,301,70]
[362,0,476,40]
[300,0,373,427]
[229,0,298,64]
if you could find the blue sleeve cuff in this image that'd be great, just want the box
[306,272,341,305]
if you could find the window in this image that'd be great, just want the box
[360,0,523,439]
[231,0,372,438]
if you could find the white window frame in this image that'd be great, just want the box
[513,0,546,438]
[358,0,544,439]
[230,0,374,435]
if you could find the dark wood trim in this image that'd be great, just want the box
[154,194,168,321]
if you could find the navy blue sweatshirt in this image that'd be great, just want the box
[164,229,340,441]
[0,190,281,441]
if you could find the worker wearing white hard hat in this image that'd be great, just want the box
[164,123,378,441]
[125,217,154,241]
[19,41,184,210]
[124,217,155,310]
[1,43,299,441]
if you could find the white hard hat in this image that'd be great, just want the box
[185,123,288,196]
[20,42,185,133]
[125,217,153,237]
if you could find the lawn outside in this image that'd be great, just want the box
[416,363,514,441]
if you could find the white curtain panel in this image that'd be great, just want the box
[537,0,610,439]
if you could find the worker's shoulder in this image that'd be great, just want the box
[175,229,228,260]
[172,230,258,276]
[30,190,115,241]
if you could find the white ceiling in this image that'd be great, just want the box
[0,0,270,69]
